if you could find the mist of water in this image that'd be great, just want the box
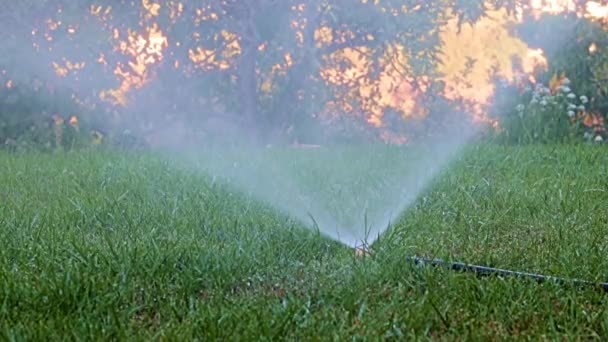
[173,119,478,249]
[0,2,518,250]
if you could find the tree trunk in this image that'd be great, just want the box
[235,3,261,143]
[238,39,259,125]
[274,1,321,143]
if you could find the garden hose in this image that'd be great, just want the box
[407,256,608,293]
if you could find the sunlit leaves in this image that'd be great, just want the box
[3,0,601,144]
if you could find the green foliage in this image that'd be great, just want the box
[1,0,534,146]
[516,12,608,111]
[0,78,97,152]
[493,82,583,144]
[490,13,608,145]
[4,1,608,146]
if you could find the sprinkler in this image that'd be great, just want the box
[407,256,608,293]
[355,246,372,257]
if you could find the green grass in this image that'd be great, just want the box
[1,144,607,340]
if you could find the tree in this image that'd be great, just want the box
[1,0,552,146]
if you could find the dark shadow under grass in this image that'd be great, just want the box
[0,144,607,340]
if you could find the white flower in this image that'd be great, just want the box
[595,135,603,142]
[578,105,585,111]
[540,99,547,106]
[567,93,576,99]
[568,103,577,110]
[584,132,593,140]
[516,104,525,112]
[567,110,575,117]
[561,85,571,93]
[530,98,538,105]
[562,78,571,85]
[535,84,550,94]
[580,95,588,104]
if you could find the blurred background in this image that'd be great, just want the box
[1,0,608,151]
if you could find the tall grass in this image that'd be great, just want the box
[0,145,607,340]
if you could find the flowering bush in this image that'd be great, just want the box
[493,72,605,145]
[494,12,608,145]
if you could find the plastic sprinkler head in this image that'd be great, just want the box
[354,242,372,258]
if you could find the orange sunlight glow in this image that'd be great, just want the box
[68,115,79,128]
[100,23,168,105]
[24,0,608,145]
[439,7,548,124]
[168,1,185,22]
[142,0,161,17]
[589,42,598,53]
[318,44,429,144]
[188,31,240,71]
[586,1,608,20]
[526,0,608,20]
[319,5,549,140]
[529,0,577,16]
[52,59,86,77]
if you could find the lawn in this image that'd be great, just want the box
[0,144,607,340]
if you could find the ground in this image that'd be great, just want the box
[0,144,607,340]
